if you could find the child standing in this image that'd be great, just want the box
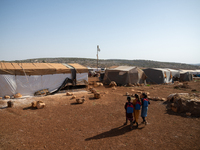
[124,96,134,129]
[141,93,150,125]
[132,94,141,128]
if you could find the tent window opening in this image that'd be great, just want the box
[119,72,126,75]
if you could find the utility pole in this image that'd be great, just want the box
[97,45,100,71]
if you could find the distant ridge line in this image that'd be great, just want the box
[4,57,200,70]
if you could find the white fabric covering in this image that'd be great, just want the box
[0,73,88,97]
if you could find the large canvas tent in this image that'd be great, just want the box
[103,66,146,85]
[0,62,88,97]
[143,68,172,84]
[179,70,193,81]
[179,69,200,77]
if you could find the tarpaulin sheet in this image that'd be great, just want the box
[0,74,71,97]
[0,62,71,75]
[0,72,88,97]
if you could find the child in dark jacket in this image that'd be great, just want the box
[141,93,150,125]
[124,96,134,129]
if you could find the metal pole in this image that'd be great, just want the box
[97,45,100,72]
[97,49,98,71]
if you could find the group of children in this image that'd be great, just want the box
[124,93,150,129]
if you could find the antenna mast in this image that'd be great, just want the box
[97,45,100,71]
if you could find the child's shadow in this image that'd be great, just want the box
[85,124,144,141]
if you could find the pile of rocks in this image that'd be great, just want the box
[109,81,117,87]
[66,92,86,104]
[167,93,200,116]
[89,87,101,99]
[76,96,85,104]
[32,101,45,109]
[94,82,103,87]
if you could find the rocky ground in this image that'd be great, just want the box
[0,80,200,150]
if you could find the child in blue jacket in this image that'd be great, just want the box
[141,93,150,125]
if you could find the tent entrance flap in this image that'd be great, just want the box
[49,77,73,95]
[62,63,76,85]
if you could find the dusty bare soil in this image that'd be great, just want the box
[0,80,200,150]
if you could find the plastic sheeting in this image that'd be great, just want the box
[0,73,88,97]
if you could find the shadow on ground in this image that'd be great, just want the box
[165,109,200,118]
[70,102,83,105]
[85,124,144,141]
[89,97,97,100]
[23,106,37,110]
[0,106,8,109]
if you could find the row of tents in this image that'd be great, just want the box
[0,62,199,97]
[103,67,200,85]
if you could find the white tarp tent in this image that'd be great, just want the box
[165,68,180,82]
[143,68,171,84]
[0,62,88,97]
[180,70,200,76]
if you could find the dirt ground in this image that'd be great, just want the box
[0,80,200,150]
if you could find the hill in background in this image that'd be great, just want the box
[6,57,200,70]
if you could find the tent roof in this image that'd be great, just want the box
[68,63,88,73]
[144,68,170,72]
[0,62,87,75]
[165,68,179,72]
[108,66,137,72]
[179,69,196,73]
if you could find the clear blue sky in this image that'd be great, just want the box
[0,0,200,64]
